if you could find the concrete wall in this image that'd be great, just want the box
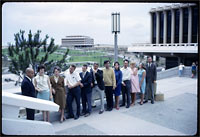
[157,66,193,80]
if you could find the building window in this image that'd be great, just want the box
[159,12,164,43]
[183,8,188,43]
[152,13,156,44]
[167,10,171,43]
[175,9,180,43]
[192,6,198,43]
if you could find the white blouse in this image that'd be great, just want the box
[34,74,49,91]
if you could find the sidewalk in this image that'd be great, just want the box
[52,77,197,135]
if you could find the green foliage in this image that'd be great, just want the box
[8,30,69,77]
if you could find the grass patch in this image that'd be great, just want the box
[2,47,123,67]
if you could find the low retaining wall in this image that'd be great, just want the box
[157,66,193,80]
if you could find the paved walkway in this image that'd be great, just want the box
[52,77,197,135]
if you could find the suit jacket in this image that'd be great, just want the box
[79,71,92,93]
[146,63,157,83]
[21,76,36,98]
[90,68,105,90]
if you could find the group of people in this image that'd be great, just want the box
[21,56,157,123]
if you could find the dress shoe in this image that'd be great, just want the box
[74,115,79,120]
[66,115,74,119]
[126,105,130,108]
[143,100,148,103]
[99,110,104,114]
[80,112,86,116]
[84,113,90,117]
[92,105,96,108]
[106,108,110,111]
[120,104,125,107]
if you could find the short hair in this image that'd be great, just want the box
[104,60,110,65]
[53,66,61,73]
[26,68,34,74]
[123,59,129,63]
[94,62,99,66]
[82,64,88,68]
[70,64,76,69]
[37,64,45,72]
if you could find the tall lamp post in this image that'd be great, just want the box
[111,12,120,62]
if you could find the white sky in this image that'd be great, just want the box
[2,2,176,46]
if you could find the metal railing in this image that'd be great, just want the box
[128,43,198,53]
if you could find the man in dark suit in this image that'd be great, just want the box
[144,56,157,104]
[79,64,92,117]
[21,68,36,120]
[90,63,105,114]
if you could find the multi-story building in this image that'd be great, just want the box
[61,35,94,48]
[128,3,198,69]
[150,3,198,45]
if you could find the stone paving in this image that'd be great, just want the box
[51,76,198,135]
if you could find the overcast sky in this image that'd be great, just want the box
[2,2,176,46]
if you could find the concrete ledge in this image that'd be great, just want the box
[2,118,55,135]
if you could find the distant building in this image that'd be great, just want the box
[150,3,198,45]
[61,35,94,48]
[128,3,198,69]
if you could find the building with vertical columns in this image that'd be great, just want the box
[150,3,198,45]
[128,3,198,69]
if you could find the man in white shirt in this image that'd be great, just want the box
[178,63,185,77]
[120,59,132,108]
[65,65,81,120]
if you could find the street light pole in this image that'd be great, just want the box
[112,12,120,62]
[114,32,118,62]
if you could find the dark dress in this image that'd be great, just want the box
[114,69,122,96]
[50,76,66,109]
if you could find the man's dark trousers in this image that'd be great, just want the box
[26,108,35,120]
[67,86,81,117]
[105,86,114,109]
[121,80,131,107]
[81,90,92,113]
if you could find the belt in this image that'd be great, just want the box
[123,80,130,82]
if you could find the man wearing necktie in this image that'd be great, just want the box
[80,64,92,117]
[21,68,36,120]
[144,56,157,104]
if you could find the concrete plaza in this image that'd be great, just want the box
[49,76,197,135]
